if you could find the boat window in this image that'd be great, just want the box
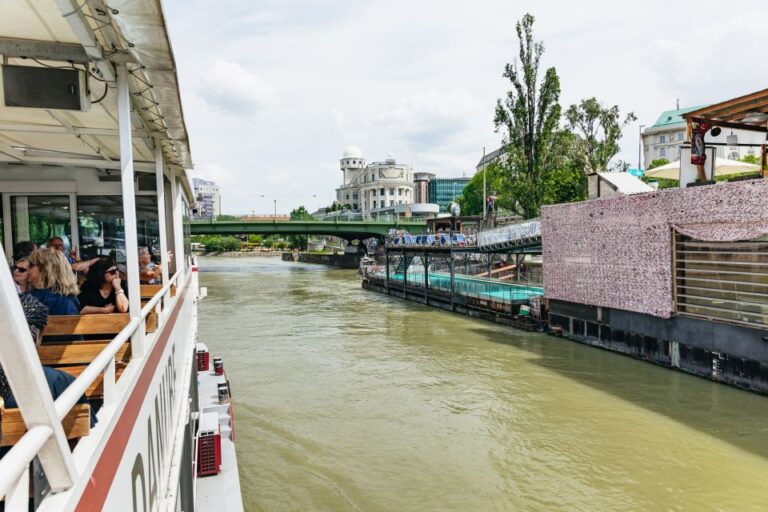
[77,195,160,263]
[11,195,72,251]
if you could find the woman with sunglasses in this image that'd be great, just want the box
[78,258,129,314]
[11,257,31,294]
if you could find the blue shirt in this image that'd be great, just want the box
[29,288,81,315]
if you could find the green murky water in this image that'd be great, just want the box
[198,256,768,512]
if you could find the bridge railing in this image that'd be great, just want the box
[477,219,541,250]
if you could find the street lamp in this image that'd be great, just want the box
[638,124,646,174]
[273,199,277,221]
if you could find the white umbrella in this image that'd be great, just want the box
[645,158,761,180]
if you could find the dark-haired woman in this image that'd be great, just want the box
[78,258,129,314]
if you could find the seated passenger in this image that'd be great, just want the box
[11,257,31,294]
[0,294,95,428]
[46,236,99,273]
[78,258,129,314]
[139,247,162,284]
[28,249,81,316]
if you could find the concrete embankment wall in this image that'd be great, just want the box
[548,299,768,395]
[282,252,360,269]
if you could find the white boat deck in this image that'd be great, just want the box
[196,347,245,512]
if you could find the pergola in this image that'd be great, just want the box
[683,88,768,177]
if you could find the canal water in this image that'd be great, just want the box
[198,256,768,512]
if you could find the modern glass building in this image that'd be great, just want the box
[428,177,471,212]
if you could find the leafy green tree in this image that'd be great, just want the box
[646,158,669,170]
[565,97,636,174]
[215,214,239,221]
[740,154,761,165]
[262,238,274,249]
[494,13,562,219]
[248,234,263,244]
[288,206,314,250]
[457,162,505,216]
[541,131,587,205]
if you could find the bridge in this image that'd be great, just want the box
[190,220,428,240]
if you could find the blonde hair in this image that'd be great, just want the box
[30,249,80,296]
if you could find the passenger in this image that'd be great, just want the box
[0,294,96,428]
[46,236,99,273]
[139,247,162,284]
[28,249,81,316]
[78,258,129,314]
[12,240,37,261]
[11,257,31,294]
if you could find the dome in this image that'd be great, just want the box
[342,145,364,159]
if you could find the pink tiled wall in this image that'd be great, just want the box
[541,179,768,318]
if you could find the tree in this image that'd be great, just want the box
[288,206,313,250]
[740,154,761,165]
[215,214,238,221]
[564,97,636,174]
[646,158,669,170]
[457,162,508,216]
[248,234,263,244]
[541,131,587,205]
[494,13,562,219]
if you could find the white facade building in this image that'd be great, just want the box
[335,146,437,218]
[192,177,221,220]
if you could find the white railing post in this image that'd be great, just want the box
[102,358,116,407]
[0,249,76,494]
[5,465,29,511]
[155,140,170,287]
[171,174,185,276]
[117,63,145,357]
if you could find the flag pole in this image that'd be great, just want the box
[482,146,487,221]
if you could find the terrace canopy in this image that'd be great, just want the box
[683,88,768,177]
[644,158,761,180]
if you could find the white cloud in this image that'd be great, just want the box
[197,60,275,116]
[190,162,234,186]
[165,0,768,214]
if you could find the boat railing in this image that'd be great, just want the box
[0,264,187,506]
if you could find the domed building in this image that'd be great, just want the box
[334,146,439,219]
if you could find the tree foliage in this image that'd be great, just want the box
[565,97,636,174]
[457,162,508,216]
[494,13,563,219]
[740,154,761,165]
[197,235,241,252]
[288,206,313,250]
[214,214,239,222]
[646,158,669,170]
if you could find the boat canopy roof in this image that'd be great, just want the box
[0,0,193,194]
[683,88,768,133]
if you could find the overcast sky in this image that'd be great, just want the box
[164,0,768,215]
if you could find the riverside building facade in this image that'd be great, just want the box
[335,146,439,219]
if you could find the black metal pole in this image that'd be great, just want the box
[450,250,455,311]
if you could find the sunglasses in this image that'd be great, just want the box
[106,268,119,274]
[12,266,28,273]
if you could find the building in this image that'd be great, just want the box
[642,106,763,169]
[428,177,471,212]
[587,172,654,199]
[413,172,435,203]
[475,147,505,172]
[334,146,439,219]
[192,178,221,220]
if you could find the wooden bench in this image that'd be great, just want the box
[39,314,134,400]
[140,283,176,299]
[1,403,91,447]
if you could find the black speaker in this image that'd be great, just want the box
[2,65,90,111]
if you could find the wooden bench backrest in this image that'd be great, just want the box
[57,365,126,397]
[140,283,176,298]
[43,312,157,339]
[37,341,131,366]
[1,404,90,447]
[44,313,131,336]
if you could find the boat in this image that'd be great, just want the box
[0,2,243,510]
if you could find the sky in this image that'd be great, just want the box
[164,0,768,215]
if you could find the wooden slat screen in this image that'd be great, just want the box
[675,233,768,327]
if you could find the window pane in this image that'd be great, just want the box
[77,195,159,263]
[11,195,72,250]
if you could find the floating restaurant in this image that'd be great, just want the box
[364,88,768,394]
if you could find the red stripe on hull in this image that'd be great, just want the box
[75,278,191,511]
